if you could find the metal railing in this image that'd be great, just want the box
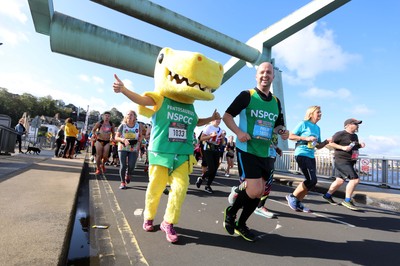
[275,151,400,189]
[0,125,18,155]
[22,135,55,149]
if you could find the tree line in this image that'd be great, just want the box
[0,87,124,128]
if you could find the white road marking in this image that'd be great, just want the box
[270,198,356,228]
[95,171,149,265]
[311,211,356,227]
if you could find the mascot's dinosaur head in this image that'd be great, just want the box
[154,47,224,104]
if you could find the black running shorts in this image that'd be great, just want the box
[236,148,273,180]
[335,161,359,180]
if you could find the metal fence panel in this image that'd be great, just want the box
[275,151,399,189]
[0,125,18,155]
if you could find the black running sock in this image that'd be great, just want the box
[258,197,267,208]
[238,194,260,226]
[229,189,248,215]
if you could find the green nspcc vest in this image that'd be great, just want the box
[149,97,198,155]
[236,89,279,158]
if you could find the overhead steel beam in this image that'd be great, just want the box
[50,12,161,77]
[91,0,261,64]
[27,0,351,83]
[248,0,351,50]
[91,0,350,83]
[28,0,54,35]
[223,0,351,83]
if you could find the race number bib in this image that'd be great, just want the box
[253,120,273,140]
[351,150,359,160]
[124,132,136,139]
[168,122,187,142]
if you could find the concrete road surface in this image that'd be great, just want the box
[88,160,400,266]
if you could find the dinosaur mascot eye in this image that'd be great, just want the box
[158,53,164,64]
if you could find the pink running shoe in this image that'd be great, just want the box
[142,220,154,232]
[160,221,178,243]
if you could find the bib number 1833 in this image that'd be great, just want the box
[168,122,187,142]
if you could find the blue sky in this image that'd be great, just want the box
[1,0,399,157]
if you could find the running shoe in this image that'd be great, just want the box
[296,201,311,213]
[254,206,275,218]
[322,194,338,205]
[142,220,154,232]
[119,182,127,190]
[160,221,178,243]
[95,169,101,175]
[286,194,298,211]
[125,175,131,184]
[204,186,213,193]
[228,186,238,205]
[234,223,256,242]
[223,206,236,235]
[341,200,359,211]
[225,173,230,177]
[102,164,106,173]
[195,177,203,188]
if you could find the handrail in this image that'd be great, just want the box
[275,151,400,189]
[0,125,18,155]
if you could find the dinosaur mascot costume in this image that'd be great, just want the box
[113,47,223,243]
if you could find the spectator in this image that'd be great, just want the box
[14,118,26,153]
[54,125,65,157]
[63,118,79,159]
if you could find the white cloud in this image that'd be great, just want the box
[364,135,400,157]
[0,71,109,112]
[78,75,104,85]
[118,101,139,115]
[0,71,49,96]
[122,79,134,90]
[0,26,29,46]
[299,86,351,99]
[92,76,104,85]
[0,1,28,24]
[353,104,373,115]
[274,22,360,81]
[79,74,90,82]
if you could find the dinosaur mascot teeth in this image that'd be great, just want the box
[114,47,223,243]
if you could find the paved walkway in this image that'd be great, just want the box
[0,149,399,265]
[0,149,84,266]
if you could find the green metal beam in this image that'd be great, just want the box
[50,12,161,77]
[91,0,260,64]
[224,0,351,83]
[27,0,53,35]
[27,0,351,82]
